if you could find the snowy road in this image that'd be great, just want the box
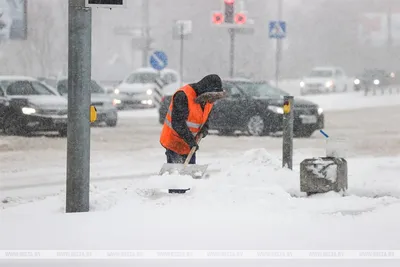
[1,103,400,201]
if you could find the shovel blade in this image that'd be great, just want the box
[159,163,208,179]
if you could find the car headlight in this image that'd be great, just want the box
[390,72,395,78]
[374,79,380,85]
[300,81,305,88]
[268,106,284,114]
[114,88,120,94]
[112,99,121,106]
[22,107,36,115]
[325,80,334,87]
[318,107,323,115]
[354,79,360,85]
[141,99,153,105]
[146,89,153,95]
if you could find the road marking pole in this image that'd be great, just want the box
[282,95,294,169]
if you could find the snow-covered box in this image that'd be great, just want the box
[300,157,347,195]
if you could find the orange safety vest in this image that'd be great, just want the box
[160,85,213,155]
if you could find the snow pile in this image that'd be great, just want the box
[347,157,400,198]
[2,150,400,253]
[57,185,120,212]
[220,148,302,197]
[146,173,195,190]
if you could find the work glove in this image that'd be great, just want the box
[199,127,209,138]
[190,144,199,152]
[188,140,199,152]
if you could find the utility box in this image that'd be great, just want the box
[300,157,348,195]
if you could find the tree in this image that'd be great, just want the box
[0,0,68,77]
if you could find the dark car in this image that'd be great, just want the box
[0,76,68,136]
[353,69,395,91]
[159,80,324,137]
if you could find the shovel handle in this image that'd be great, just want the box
[184,133,203,166]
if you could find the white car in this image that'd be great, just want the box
[41,77,119,127]
[113,68,180,109]
[300,67,348,95]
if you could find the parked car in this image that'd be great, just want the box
[300,67,348,95]
[159,80,324,137]
[112,67,181,109]
[0,76,68,136]
[50,78,118,127]
[353,69,395,91]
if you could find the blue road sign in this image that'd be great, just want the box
[269,21,286,39]
[150,51,168,71]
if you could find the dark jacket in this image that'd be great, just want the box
[171,74,223,148]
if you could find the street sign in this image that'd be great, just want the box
[150,51,168,71]
[85,0,126,8]
[269,21,286,39]
[173,20,192,40]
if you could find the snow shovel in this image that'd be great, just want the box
[159,133,208,179]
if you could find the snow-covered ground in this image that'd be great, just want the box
[301,92,400,112]
[1,83,400,266]
[2,149,400,265]
[118,108,159,118]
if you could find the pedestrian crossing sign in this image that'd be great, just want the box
[269,21,286,39]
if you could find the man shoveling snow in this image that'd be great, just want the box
[159,74,226,183]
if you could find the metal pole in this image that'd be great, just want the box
[275,40,281,88]
[387,4,392,47]
[282,95,293,169]
[275,0,283,87]
[179,23,184,86]
[142,0,150,67]
[66,0,92,213]
[229,28,235,78]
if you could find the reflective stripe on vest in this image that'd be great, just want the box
[166,109,202,130]
[163,118,197,136]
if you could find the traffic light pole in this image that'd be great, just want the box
[275,39,281,88]
[66,0,92,213]
[229,28,235,78]
[275,0,283,87]
[142,0,150,67]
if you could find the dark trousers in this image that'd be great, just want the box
[165,149,196,164]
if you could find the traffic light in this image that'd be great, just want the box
[212,12,224,25]
[234,13,246,25]
[224,0,234,23]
